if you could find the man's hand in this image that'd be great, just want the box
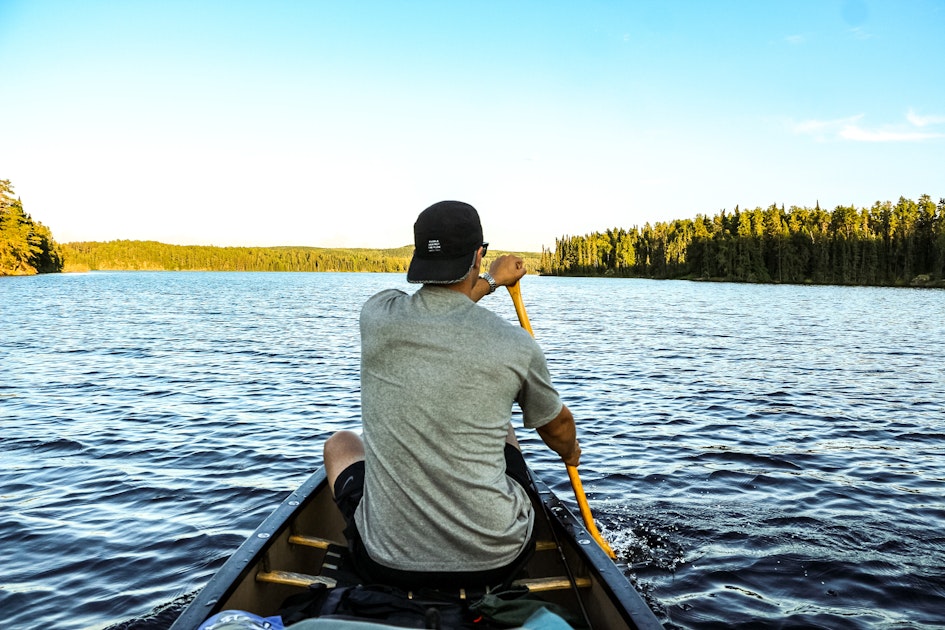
[561,438,582,468]
[488,255,526,287]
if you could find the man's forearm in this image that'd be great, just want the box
[470,275,493,302]
[536,405,581,466]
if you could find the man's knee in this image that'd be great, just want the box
[325,430,362,455]
[324,430,365,490]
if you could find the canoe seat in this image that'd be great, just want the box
[289,535,558,554]
[259,534,588,593]
[256,569,589,593]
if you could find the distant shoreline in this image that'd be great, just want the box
[59,240,542,275]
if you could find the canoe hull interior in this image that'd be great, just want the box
[171,468,662,630]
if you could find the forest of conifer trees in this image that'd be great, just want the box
[0,180,63,276]
[540,195,945,287]
[61,241,416,273]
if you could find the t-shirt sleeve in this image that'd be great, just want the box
[361,289,406,330]
[518,343,564,429]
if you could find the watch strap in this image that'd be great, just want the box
[479,272,497,294]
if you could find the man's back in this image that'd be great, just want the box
[355,285,562,573]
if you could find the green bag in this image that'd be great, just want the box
[468,586,586,629]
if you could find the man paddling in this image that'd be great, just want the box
[323,200,581,589]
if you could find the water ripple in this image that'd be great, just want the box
[2,273,944,628]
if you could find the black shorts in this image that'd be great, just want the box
[332,444,538,589]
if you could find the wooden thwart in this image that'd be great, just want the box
[513,575,592,592]
[257,570,337,588]
[288,534,335,549]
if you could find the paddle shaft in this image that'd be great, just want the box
[506,282,534,336]
[506,282,617,560]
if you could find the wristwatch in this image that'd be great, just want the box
[479,272,497,294]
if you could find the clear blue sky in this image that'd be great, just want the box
[2,0,943,251]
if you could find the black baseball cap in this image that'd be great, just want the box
[407,201,484,284]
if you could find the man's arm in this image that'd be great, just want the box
[471,255,527,303]
[536,404,581,467]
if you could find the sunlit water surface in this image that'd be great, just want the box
[2,272,943,629]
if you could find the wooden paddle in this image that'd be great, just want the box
[506,282,617,560]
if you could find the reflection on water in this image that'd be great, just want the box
[2,272,943,629]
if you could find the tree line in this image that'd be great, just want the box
[61,240,543,275]
[62,241,415,273]
[0,180,63,276]
[540,195,945,287]
[6,174,941,287]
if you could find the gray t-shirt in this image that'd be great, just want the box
[354,285,563,572]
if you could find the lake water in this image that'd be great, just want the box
[2,272,943,629]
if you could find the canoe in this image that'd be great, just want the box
[170,466,663,629]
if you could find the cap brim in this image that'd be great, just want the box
[407,250,477,284]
